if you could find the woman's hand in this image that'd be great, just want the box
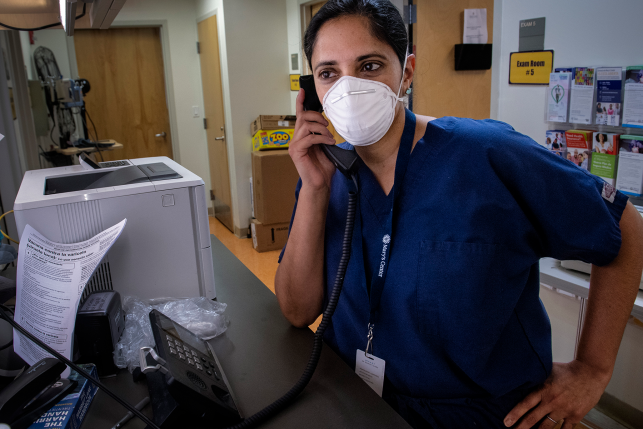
[504,360,610,429]
[289,88,336,192]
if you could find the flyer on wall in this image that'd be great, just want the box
[547,72,571,122]
[622,66,643,128]
[595,67,623,126]
[569,67,596,124]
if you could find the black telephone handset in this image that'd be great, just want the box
[0,357,78,428]
[299,75,359,179]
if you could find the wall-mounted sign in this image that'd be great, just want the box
[509,50,554,85]
[290,74,301,91]
[519,17,546,52]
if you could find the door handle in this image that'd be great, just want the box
[155,132,166,137]
[214,136,225,140]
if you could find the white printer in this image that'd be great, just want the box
[13,157,215,300]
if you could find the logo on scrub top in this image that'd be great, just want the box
[378,236,390,277]
[270,131,291,146]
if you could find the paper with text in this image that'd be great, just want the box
[463,9,488,44]
[13,220,126,376]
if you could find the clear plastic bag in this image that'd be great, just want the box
[113,296,228,372]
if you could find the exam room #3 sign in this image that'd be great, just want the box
[509,50,554,85]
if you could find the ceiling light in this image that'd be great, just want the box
[59,0,78,36]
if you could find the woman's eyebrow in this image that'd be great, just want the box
[356,53,387,62]
[314,60,337,71]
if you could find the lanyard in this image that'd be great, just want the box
[364,108,416,357]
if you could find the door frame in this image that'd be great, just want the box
[196,9,237,226]
[69,20,180,163]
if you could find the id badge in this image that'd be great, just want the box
[355,349,386,396]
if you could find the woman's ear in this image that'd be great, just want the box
[404,54,416,91]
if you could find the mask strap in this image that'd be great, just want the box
[396,52,409,101]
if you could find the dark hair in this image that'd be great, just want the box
[596,133,608,142]
[303,0,408,71]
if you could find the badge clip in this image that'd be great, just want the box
[365,323,374,360]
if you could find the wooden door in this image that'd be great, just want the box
[74,28,173,161]
[414,0,493,119]
[197,15,233,232]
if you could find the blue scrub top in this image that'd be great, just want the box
[280,114,627,401]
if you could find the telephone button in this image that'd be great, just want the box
[179,353,186,360]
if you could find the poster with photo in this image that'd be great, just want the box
[593,133,618,155]
[569,68,595,124]
[545,130,566,157]
[565,130,593,171]
[623,67,643,128]
[595,67,623,126]
[547,73,570,122]
[590,133,619,186]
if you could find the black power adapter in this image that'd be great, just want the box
[75,291,124,376]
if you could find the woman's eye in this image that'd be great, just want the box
[319,70,337,79]
[362,63,381,72]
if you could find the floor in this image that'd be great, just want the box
[209,217,321,331]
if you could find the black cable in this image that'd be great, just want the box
[226,182,359,429]
[0,307,13,351]
[0,3,86,32]
[84,108,104,162]
[85,108,100,142]
[49,116,57,147]
[0,305,161,429]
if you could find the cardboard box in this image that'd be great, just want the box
[251,219,289,252]
[29,364,99,429]
[590,133,620,185]
[251,115,296,137]
[252,150,300,225]
[616,135,643,196]
[565,130,593,171]
[252,128,295,151]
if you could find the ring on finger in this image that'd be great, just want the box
[546,415,558,424]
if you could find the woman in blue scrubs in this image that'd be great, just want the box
[275,1,643,428]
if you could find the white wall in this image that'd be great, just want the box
[112,0,213,209]
[492,0,643,413]
[197,0,291,235]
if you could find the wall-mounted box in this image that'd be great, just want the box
[454,44,492,70]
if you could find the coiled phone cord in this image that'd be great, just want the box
[228,188,358,429]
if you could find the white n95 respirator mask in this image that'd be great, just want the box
[322,56,408,146]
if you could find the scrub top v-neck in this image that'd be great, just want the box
[279,111,627,402]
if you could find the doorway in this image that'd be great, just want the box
[197,15,234,232]
[73,27,174,161]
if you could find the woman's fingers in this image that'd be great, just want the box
[296,122,334,140]
[504,389,543,427]
[295,88,305,116]
[512,404,551,429]
[537,412,564,429]
[297,110,329,127]
[561,420,575,429]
